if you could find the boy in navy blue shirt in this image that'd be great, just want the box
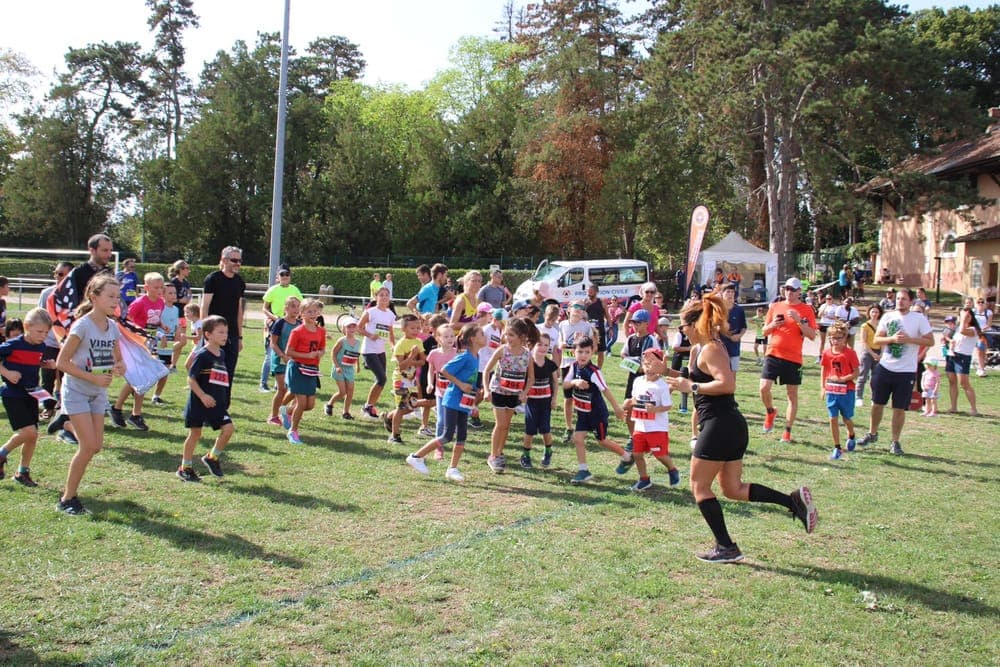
[563,335,633,484]
[0,308,53,486]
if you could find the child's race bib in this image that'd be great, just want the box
[376,323,391,339]
[209,367,230,387]
[458,391,477,413]
[528,380,552,399]
[824,380,847,395]
[631,399,654,421]
[342,349,359,366]
[298,363,321,377]
[436,376,450,394]
[498,369,526,392]
[572,389,592,413]
[619,357,641,374]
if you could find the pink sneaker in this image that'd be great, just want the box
[434,445,444,461]
[266,416,282,426]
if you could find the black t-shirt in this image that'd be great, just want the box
[70,262,112,304]
[203,271,246,329]
[172,277,191,318]
[586,299,607,342]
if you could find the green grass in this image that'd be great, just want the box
[1,319,997,665]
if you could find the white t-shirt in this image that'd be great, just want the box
[539,322,560,351]
[877,310,932,373]
[817,303,837,326]
[835,305,860,335]
[558,319,595,368]
[64,315,119,398]
[360,307,396,355]
[479,323,504,371]
[630,376,671,433]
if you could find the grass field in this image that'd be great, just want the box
[1,315,998,665]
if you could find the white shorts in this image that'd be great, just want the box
[63,389,109,416]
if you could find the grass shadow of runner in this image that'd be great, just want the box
[221,482,359,512]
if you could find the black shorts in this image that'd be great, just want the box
[754,337,767,346]
[870,365,916,411]
[761,356,803,385]
[693,412,748,461]
[184,397,233,430]
[818,324,830,333]
[2,395,39,431]
[491,392,520,410]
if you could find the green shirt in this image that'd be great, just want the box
[369,280,382,300]
[263,284,303,318]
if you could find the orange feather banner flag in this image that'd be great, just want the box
[684,205,710,295]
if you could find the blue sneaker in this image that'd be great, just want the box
[632,478,653,492]
[570,469,594,484]
[287,430,303,445]
[830,447,843,460]
[668,468,681,487]
[846,437,856,452]
[279,405,291,430]
[614,453,635,475]
[678,407,688,414]
[57,429,78,446]
[541,448,553,468]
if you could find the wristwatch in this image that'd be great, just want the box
[690,383,700,394]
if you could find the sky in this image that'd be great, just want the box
[1,0,995,97]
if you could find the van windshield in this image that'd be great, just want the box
[533,263,567,282]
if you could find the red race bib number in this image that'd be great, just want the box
[572,390,592,413]
[824,381,847,395]
[528,382,551,399]
[498,369,526,392]
[208,368,230,387]
[298,363,320,377]
[342,350,359,366]
[458,392,477,412]
[632,401,654,421]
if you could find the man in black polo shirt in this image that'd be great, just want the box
[201,246,246,404]
[68,234,114,303]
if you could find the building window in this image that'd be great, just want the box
[941,231,957,257]
[971,259,983,289]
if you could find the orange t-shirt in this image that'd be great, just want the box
[286,325,326,365]
[764,302,816,365]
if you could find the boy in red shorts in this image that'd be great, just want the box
[623,349,681,490]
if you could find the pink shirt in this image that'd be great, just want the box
[427,347,458,393]
[128,295,166,330]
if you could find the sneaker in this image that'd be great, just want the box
[514,404,525,415]
[418,426,435,438]
[433,446,444,461]
[151,396,166,406]
[288,430,304,445]
[570,468,594,484]
[361,405,380,420]
[469,416,483,430]
[387,434,404,445]
[279,406,291,430]
[14,471,37,487]
[382,413,393,433]
[520,453,533,469]
[763,410,776,433]
[109,407,127,428]
[258,385,271,393]
[324,403,333,416]
[56,496,88,515]
[677,407,688,415]
[624,437,633,453]
[563,430,573,443]
[342,412,354,420]
[405,454,429,474]
[890,441,904,456]
[859,432,878,447]
[266,416,282,426]
[976,369,987,377]
[854,398,863,408]
[47,412,70,434]
[696,543,745,563]
[846,437,856,452]
[57,429,78,445]
[176,466,201,482]
[445,467,464,482]
[541,449,553,468]
[126,414,149,431]
[789,486,818,534]
[201,454,224,477]
[486,455,504,474]
[830,447,843,460]
[780,430,793,443]
[632,478,653,492]
[614,452,635,475]
[668,468,681,487]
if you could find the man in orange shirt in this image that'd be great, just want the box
[759,277,817,442]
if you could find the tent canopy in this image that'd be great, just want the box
[696,231,779,302]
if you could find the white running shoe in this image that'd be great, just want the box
[405,454,429,474]
[445,467,464,482]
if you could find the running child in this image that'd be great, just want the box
[620,309,660,447]
[358,286,396,420]
[56,275,124,513]
[405,324,486,482]
[920,358,940,417]
[111,271,166,431]
[522,332,559,469]
[417,314,450,437]
[324,315,361,419]
[750,306,767,363]
[0,308,53,488]
[538,304,562,367]
[150,282,180,405]
[564,335,634,484]
[383,314,425,444]
[284,298,325,445]
[820,322,859,460]
[624,349,680,490]
[180,315,235,480]
[267,296,300,427]
[425,319,457,457]
[483,316,538,473]
[559,300,596,442]
[473,309,507,429]
[183,302,202,358]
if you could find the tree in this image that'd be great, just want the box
[145,0,199,159]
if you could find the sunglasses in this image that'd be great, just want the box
[227,258,242,264]
[55,273,67,279]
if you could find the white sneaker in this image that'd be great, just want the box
[976,369,987,377]
[855,398,863,407]
[445,467,464,482]
[405,454,428,474]
[514,404,526,414]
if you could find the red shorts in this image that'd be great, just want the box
[632,431,670,457]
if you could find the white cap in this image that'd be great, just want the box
[784,277,802,290]
[341,317,359,328]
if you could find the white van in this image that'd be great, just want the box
[513,259,652,306]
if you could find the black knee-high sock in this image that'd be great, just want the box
[697,497,734,548]
[749,483,793,511]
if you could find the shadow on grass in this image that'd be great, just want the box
[221,482,359,512]
[752,562,1000,619]
[91,499,304,568]
[112,446,251,476]
[0,631,49,666]
[875,457,999,484]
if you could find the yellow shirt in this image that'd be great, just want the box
[393,336,423,386]
[861,321,881,354]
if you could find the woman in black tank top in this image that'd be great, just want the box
[653,292,818,564]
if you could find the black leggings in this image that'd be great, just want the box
[364,353,387,387]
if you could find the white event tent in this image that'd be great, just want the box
[697,232,778,302]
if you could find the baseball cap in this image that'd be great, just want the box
[512,299,532,312]
[476,302,494,315]
[632,309,651,323]
[784,277,802,290]
[657,317,671,327]
[943,315,957,323]
[341,317,358,328]
[647,348,665,360]
[492,308,508,321]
